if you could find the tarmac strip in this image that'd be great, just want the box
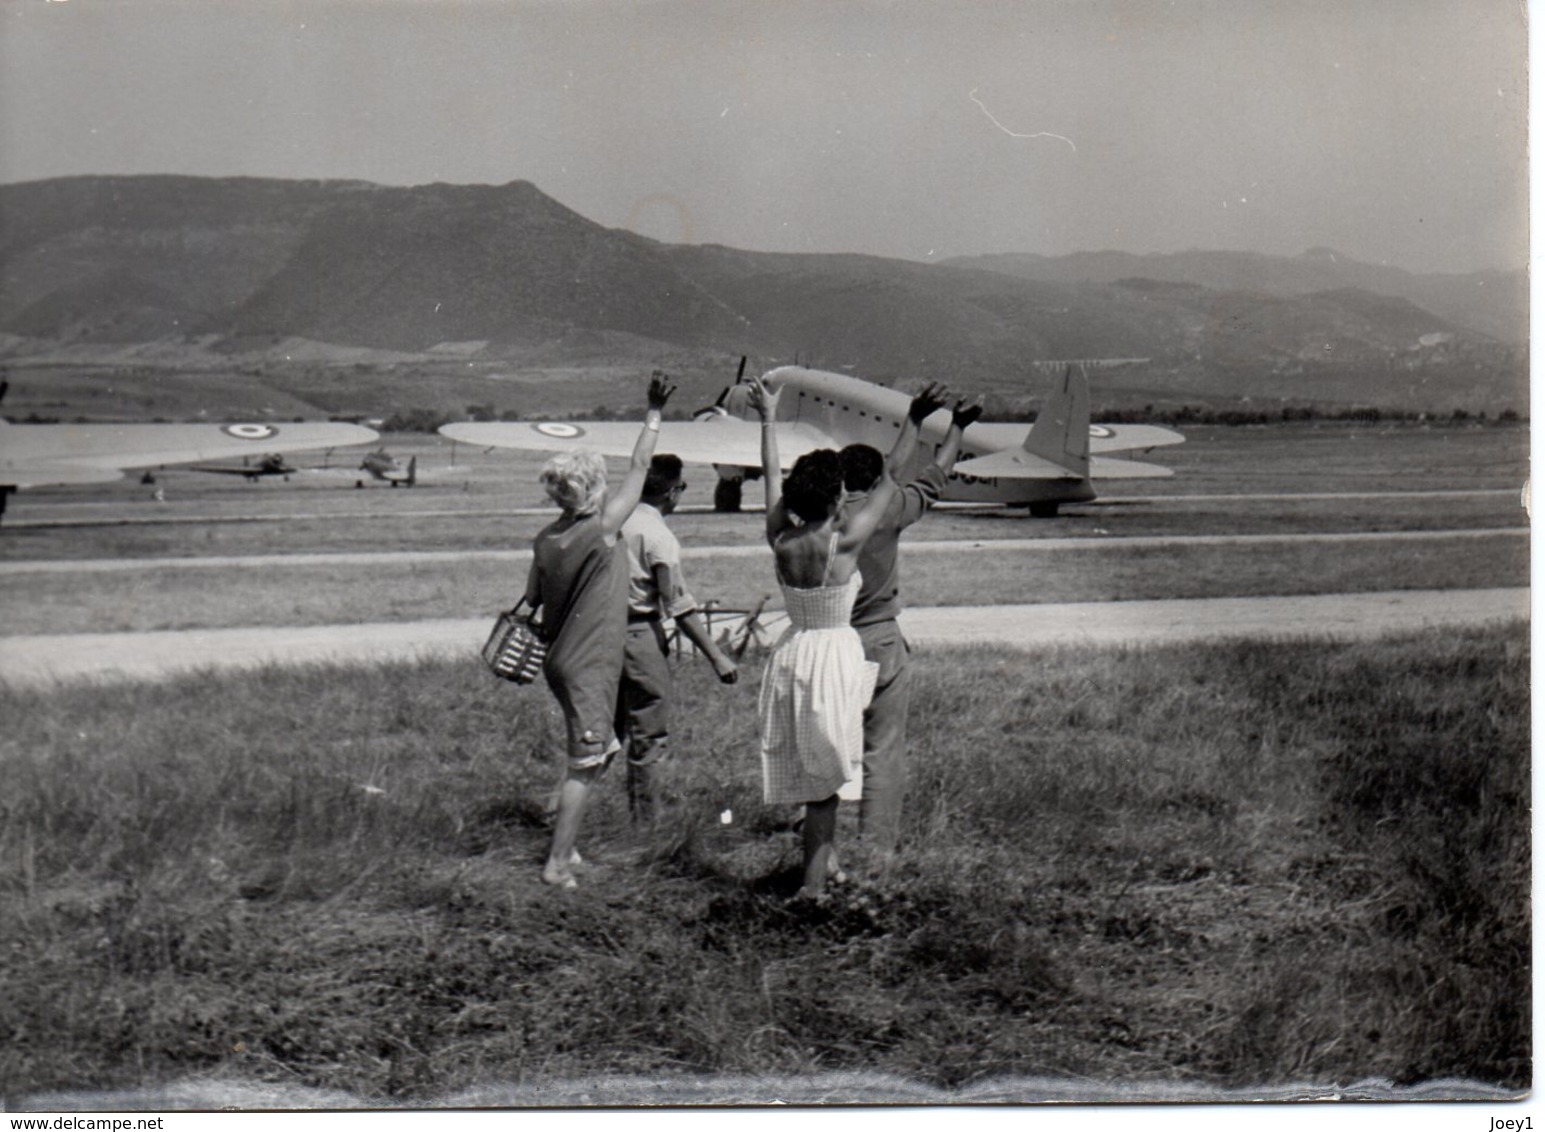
[0,588,1527,689]
[0,527,1527,575]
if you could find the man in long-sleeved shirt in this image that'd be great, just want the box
[839,396,981,859]
[617,453,739,822]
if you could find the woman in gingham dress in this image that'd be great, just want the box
[748,375,950,898]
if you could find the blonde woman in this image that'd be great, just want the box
[521,373,675,888]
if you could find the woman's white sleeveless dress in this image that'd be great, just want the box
[757,537,880,804]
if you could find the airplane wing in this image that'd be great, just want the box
[1,462,125,488]
[440,415,840,471]
[0,421,379,489]
[952,449,1175,480]
[1087,424,1186,453]
[961,421,1184,454]
[1089,455,1174,479]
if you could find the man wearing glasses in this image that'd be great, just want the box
[616,453,740,822]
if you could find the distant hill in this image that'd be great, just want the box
[941,247,1526,346]
[0,175,1527,418]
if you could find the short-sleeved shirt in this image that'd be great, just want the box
[847,463,947,627]
[620,502,698,620]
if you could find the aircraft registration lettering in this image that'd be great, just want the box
[222,424,279,440]
[534,423,585,438]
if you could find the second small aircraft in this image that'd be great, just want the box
[358,449,418,487]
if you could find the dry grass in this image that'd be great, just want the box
[0,624,1528,1103]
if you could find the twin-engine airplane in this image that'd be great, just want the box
[0,385,379,518]
[440,365,1184,515]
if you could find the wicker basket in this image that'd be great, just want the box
[482,610,547,684]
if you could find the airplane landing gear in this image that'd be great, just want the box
[1028,502,1060,518]
[714,476,743,512]
[713,465,760,512]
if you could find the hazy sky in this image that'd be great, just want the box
[0,0,1527,274]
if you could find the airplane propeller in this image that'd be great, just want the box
[700,355,750,416]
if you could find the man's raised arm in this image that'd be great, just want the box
[886,382,951,479]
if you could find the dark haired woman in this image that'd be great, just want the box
[747,375,948,897]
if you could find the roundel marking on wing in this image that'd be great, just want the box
[534,423,586,439]
[223,424,279,440]
[1088,425,1114,439]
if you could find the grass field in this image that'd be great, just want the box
[0,625,1528,1104]
[0,533,1527,636]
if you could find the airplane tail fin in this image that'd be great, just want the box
[406,456,417,486]
[1023,365,1090,477]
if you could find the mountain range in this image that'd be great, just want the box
[0,175,1527,416]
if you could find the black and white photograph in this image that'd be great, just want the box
[0,0,1530,1123]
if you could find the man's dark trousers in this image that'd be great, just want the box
[857,618,909,853]
[616,619,671,820]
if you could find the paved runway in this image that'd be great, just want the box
[0,588,1527,688]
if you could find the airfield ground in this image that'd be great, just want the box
[0,422,1529,656]
[0,420,1531,1107]
[0,421,1530,628]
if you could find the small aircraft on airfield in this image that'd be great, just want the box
[0,382,379,519]
[185,453,299,482]
[357,449,418,487]
[439,364,1184,516]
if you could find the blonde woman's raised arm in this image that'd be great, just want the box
[601,372,675,536]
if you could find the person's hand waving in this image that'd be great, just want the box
[908,382,951,424]
[952,395,985,431]
[647,370,677,412]
[748,377,780,422]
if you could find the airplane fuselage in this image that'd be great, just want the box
[754,368,1095,507]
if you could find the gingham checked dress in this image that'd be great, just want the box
[757,535,881,805]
